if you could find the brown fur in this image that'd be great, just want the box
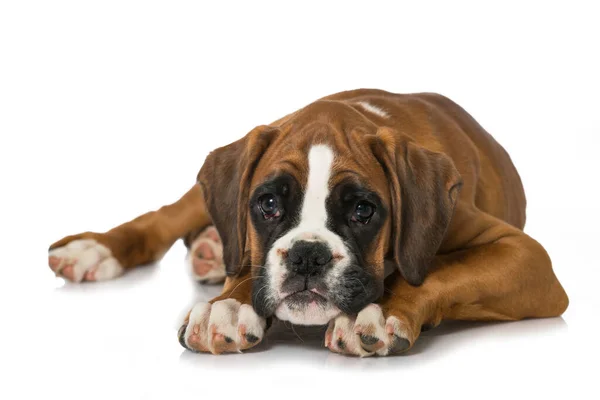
[50,89,569,351]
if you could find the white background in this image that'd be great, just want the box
[1,1,598,399]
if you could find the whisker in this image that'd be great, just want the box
[225,264,269,270]
[226,276,259,298]
[290,323,304,343]
[252,284,270,303]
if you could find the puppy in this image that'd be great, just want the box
[48,89,568,356]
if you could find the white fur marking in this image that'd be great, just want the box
[266,145,350,325]
[356,101,389,119]
[238,304,267,341]
[184,302,212,349]
[299,145,334,231]
[326,304,409,357]
[209,299,241,342]
[49,239,123,282]
[183,300,266,353]
[325,304,408,357]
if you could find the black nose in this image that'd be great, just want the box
[287,241,333,276]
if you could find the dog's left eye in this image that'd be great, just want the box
[258,194,280,219]
[352,201,375,224]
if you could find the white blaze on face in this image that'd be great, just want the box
[297,145,334,236]
[265,144,351,325]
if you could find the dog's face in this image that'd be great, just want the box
[198,101,462,326]
[249,142,390,324]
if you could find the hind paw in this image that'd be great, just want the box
[188,226,226,284]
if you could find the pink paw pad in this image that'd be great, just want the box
[189,226,226,283]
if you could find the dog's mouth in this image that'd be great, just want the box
[282,289,328,308]
[275,289,341,325]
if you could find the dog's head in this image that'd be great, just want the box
[198,101,462,325]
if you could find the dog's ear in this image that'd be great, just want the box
[197,125,279,276]
[367,128,462,285]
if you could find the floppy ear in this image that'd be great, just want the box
[197,125,278,276]
[368,128,462,285]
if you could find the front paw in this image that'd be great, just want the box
[48,238,123,282]
[325,304,416,357]
[178,299,266,354]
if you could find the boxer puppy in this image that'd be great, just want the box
[48,89,569,356]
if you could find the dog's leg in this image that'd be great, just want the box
[326,212,569,357]
[47,184,223,282]
[177,268,267,354]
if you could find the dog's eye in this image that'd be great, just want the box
[352,201,375,224]
[258,194,280,219]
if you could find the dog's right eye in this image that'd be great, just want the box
[351,201,375,224]
[258,194,280,219]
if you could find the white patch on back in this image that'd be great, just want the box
[355,101,389,119]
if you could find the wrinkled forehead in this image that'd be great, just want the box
[251,129,388,200]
